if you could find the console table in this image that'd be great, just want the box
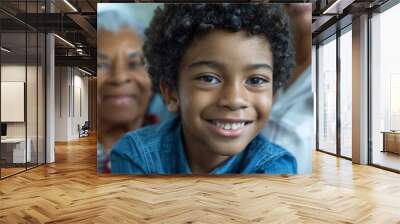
[381,131,400,154]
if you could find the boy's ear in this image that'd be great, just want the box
[160,81,179,113]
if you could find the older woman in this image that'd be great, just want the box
[97,7,171,173]
[262,3,313,174]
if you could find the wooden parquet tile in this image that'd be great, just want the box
[1,135,400,224]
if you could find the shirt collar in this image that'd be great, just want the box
[173,119,268,174]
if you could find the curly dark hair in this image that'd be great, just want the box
[143,3,295,93]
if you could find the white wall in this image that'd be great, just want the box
[1,65,26,134]
[72,73,89,138]
[1,65,38,138]
[1,82,25,122]
[54,67,89,141]
[55,67,69,141]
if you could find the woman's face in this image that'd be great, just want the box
[97,27,152,125]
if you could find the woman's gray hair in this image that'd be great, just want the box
[97,6,146,38]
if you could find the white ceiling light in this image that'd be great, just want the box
[323,0,355,15]
[78,67,93,76]
[1,47,11,53]
[54,34,75,48]
[63,0,78,12]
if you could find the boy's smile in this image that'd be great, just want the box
[162,29,274,172]
[205,118,253,137]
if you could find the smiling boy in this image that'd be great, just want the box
[110,3,297,174]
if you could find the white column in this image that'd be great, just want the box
[46,33,55,163]
[352,14,369,164]
[45,1,56,163]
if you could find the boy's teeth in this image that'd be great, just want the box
[213,121,245,130]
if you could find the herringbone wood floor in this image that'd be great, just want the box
[1,135,400,224]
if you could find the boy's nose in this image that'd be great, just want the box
[217,84,248,111]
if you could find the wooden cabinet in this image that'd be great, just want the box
[382,132,400,154]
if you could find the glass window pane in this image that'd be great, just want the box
[27,31,38,169]
[340,28,352,158]
[1,30,27,177]
[1,1,46,179]
[371,3,400,171]
[318,36,337,154]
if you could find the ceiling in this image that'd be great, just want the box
[0,0,97,73]
[0,0,394,75]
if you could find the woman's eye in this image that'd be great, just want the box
[196,75,221,84]
[246,76,269,86]
[128,61,144,69]
[97,62,109,70]
[128,57,146,70]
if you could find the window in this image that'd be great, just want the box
[0,1,47,179]
[317,35,337,155]
[339,27,352,158]
[371,2,400,171]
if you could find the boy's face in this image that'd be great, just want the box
[163,30,273,156]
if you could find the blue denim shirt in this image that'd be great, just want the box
[111,116,297,174]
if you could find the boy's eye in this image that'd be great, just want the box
[246,76,270,86]
[196,74,221,84]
